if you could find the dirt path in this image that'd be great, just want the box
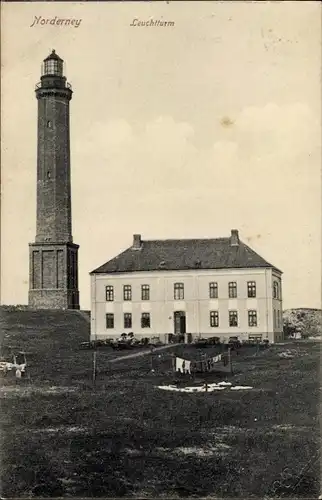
[107,343,179,364]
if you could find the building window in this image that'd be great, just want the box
[228,282,237,298]
[174,282,184,300]
[47,120,52,128]
[141,284,150,301]
[124,313,132,329]
[247,281,256,298]
[274,310,277,328]
[273,281,279,299]
[248,310,257,327]
[123,285,132,301]
[105,285,114,301]
[141,313,151,328]
[106,313,114,329]
[210,310,219,327]
[229,310,238,327]
[209,282,218,299]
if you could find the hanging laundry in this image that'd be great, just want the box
[212,354,222,364]
[184,360,191,374]
[175,357,185,373]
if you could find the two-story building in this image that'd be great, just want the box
[90,230,283,343]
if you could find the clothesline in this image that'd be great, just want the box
[175,352,230,374]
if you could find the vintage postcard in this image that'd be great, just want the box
[1,1,321,498]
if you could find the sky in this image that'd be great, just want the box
[1,1,321,310]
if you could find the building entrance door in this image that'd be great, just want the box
[174,311,186,342]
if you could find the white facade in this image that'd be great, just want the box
[90,267,283,343]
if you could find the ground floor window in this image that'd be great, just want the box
[106,313,114,329]
[141,312,151,328]
[229,310,238,327]
[210,310,219,327]
[249,334,262,341]
[248,310,257,327]
[124,313,132,329]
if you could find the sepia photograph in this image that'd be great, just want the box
[1,1,321,498]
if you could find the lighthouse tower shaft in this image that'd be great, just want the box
[29,50,80,310]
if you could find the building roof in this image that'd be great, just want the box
[90,230,282,275]
[44,50,63,62]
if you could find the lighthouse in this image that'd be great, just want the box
[28,50,80,309]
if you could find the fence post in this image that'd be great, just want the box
[228,347,233,374]
[92,350,97,385]
[150,347,154,371]
[172,354,176,373]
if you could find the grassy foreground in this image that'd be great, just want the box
[0,309,320,498]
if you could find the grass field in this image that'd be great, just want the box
[0,308,320,498]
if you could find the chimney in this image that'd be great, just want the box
[132,234,142,249]
[230,229,239,246]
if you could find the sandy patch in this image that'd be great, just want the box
[272,424,311,432]
[0,385,78,397]
[278,349,308,359]
[157,382,252,393]
[157,443,231,457]
[31,425,86,434]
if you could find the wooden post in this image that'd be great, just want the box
[205,381,208,392]
[228,347,233,374]
[150,348,154,371]
[92,350,97,385]
[172,354,176,373]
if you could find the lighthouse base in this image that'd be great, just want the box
[28,241,80,310]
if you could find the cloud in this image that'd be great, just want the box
[73,102,320,212]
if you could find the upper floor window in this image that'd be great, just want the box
[123,285,132,301]
[141,284,150,301]
[106,313,114,329]
[229,310,238,327]
[273,281,280,300]
[228,282,237,298]
[174,282,184,300]
[210,310,219,327]
[141,312,151,328]
[247,281,256,298]
[248,310,257,327]
[124,313,132,329]
[105,285,114,302]
[209,282,218,299]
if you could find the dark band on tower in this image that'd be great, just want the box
[29,50,80,310]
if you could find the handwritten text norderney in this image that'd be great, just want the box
[30,16,82,28]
